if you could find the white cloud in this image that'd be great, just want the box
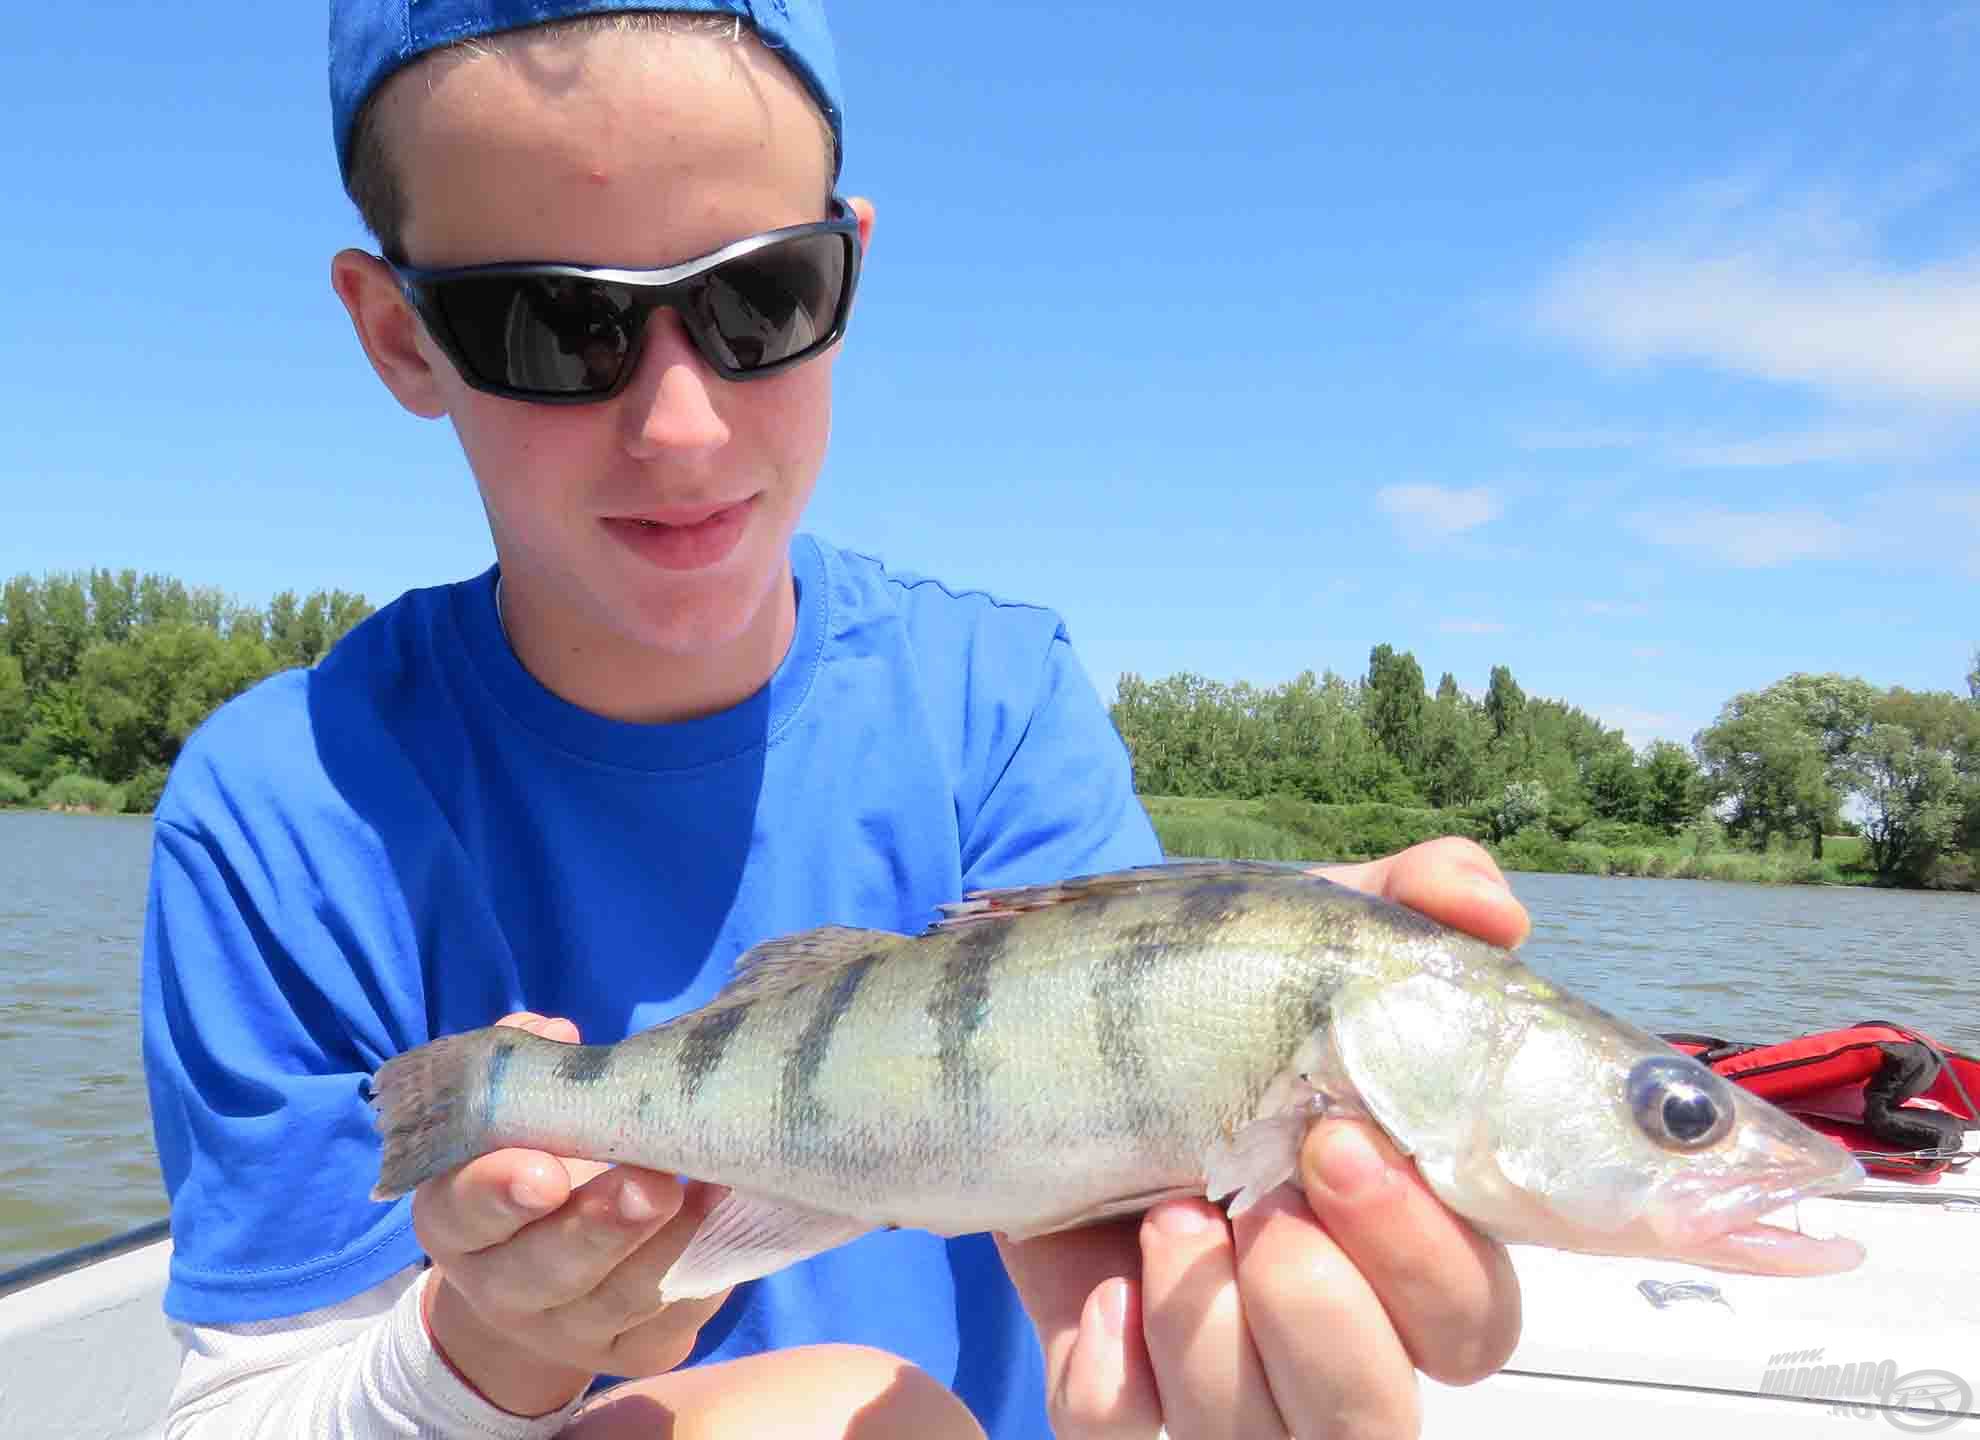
[1515,426,1649,453]
[1531,179,1980,407]
[1628,506,1848,569]
[1854,487,1980,577]
[1595,705,1690,750]
[1622,489,1979,575]
[1665,423,1929,469]
[1524,55,1980,464]
[1515,419,1933,470]
[1375,484,1499,542]
[1630,646,1665,660]
[1585,600,1649,618]
[1438,619,1506,634]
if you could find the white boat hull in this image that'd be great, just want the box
[1428,1156,1980,1434]
[4,1133,1975,1436]
[0,1237,177,1440]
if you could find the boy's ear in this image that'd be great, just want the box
[846,196,875,327]
[330,249,449,419]
[848,194,875,256]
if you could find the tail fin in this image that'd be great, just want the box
[370,1029,509,1200]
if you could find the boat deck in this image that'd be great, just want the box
[5,1132,1975,1438]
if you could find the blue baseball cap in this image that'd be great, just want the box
[329,0,843,184]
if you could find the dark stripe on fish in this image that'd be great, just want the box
[930,922,1003,1115]
[1173,876,1249,935]
[1269,966,1333,1063]
[677,1003,752,1105]
[1094,923,1169,1135]
[554,1043,614,1086]
[485,1035,517,1118]
[778,954,879,1160]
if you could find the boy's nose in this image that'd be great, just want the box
[620,310,731,455]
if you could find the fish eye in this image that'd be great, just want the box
[1627,1056,1734,1151]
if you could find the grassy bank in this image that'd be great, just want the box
[1142,793,1884,887]
[0,769,140,815]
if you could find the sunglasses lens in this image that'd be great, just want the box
[415,224,852,398]
[433,275,638,396]
[687,231,848,373]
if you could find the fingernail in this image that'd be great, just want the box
[1312,1125,1393,1202]
[617,1175,659,1224]
[1150,1201,1215,1237]
[1093,1278,1129,1340]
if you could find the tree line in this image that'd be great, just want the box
[1111,647,1980,888]
[4,567,1975,888]
[0,570,373,812]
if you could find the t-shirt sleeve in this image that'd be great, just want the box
[143,740,429,1324]
[958,625,1163,892]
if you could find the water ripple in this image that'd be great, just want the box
[2,817,1976,1272]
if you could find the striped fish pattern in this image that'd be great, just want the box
[369,862,1867,1299]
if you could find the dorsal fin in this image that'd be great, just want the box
[932,860,1304,932]
[708,926,908,1007]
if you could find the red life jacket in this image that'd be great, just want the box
[1661,1023,1979,1180]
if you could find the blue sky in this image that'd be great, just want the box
[4,1,1977,751]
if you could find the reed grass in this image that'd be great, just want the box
[35,773,127,815]
[1141,794,1879,887]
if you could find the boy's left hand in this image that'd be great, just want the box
[997,837,1529,1440]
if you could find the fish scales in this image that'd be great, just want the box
[370,863,1870,1297]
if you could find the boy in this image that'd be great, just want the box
[142,3,1528,1436]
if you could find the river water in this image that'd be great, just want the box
[2,810,1976,1274]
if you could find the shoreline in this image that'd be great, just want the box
[1141,794,1978,894]
[4,799,1971,892]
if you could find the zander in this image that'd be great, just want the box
[370,862,1866,1300]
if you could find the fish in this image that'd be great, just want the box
[368,861,1867,1301]
[1636,1279,1734,1311]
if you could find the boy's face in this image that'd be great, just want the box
[336,26,868,711]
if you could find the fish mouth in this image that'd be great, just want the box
[1663,1154,1869,1276]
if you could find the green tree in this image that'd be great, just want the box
[1848,722,1964,883]
[1968,648,1979,703]
[1493,779,1549,840]
[1853,687,1980,881]
[325,589,375,648]
[24,680,96,776]
[89,569,139,645]
[188,585,228,633]
[1484,664,1525,742]
[0,577,41,681]
[296,592,330,665]
[1695,701,1830,851]
[1639,740,1703,833]
[1766,673,1877,856]
[136,573,193,629]
[1695,675,1874,857]
[1364,644,1427,777]
[1584,746,1647,823]
[39,574,93,690]
[75,623,280,781]
[0,652,26,751]
[1419,682,1486,808]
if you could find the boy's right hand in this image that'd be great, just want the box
[411,1013,731,1418]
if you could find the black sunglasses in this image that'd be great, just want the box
[389,200,861,403]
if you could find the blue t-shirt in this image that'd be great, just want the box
[141,533,1160,1436]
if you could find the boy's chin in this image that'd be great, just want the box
[616,558,795,660]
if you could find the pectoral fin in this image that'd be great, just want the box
[659,1191,875,1302]
[1204,1040,1356,1216]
